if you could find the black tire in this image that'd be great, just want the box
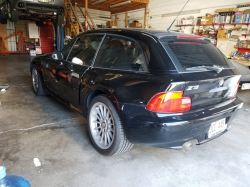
[31,65,48,96]
[87,95,133,156]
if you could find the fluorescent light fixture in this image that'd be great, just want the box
[110,1,131,8]
[162,9,200,17]
[91,0,107,5]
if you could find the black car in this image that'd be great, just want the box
[30,29,243,156]
[1,0,64,24]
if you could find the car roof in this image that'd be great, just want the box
[84,28,202,39]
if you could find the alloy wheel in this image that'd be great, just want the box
[89,102,115,149]
[32,68,38,93]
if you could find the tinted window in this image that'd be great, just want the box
[94,35,148,71]
[160,38,233,71]
[62,41,74,60]
[67,35,103,66]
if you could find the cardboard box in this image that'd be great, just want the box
[216,8,238,13]
[205,17,213,25]
[201,16,213,25]
[106,21,117,27]
[217,28,227,39]
[130,22,142,28]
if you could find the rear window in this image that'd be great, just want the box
[160,37,234,72]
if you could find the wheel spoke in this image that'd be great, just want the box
[107,132,111,144]
[104,133,107,146]
[108,131,113,140]
[96,130,102,137]
[99,105,104,117]
[94,126,101,130]
[96,107,102,119]
[100,132,104,144]
[93,120,100,124]
[93,113,101,121]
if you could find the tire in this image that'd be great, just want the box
[87,95,133,156]
[31,65,48,96]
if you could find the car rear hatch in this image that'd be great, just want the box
[160,35,241,110]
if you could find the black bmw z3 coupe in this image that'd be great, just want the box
[30,29,243,155]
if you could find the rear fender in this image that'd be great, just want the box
[81,85,120,118]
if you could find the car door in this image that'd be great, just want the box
[42,38,75,94]
[51,34,105,109]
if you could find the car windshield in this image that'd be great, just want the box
[160,37,234,72]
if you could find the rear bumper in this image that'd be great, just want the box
[121,97,243,149]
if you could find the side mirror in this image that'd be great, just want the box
[72,57,84,65]
[52,51,63,60]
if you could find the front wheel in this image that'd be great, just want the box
[31,65,48,96]
[87,95,133,156]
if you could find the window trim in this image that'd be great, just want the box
[92,33,149,73]
[63,33,106,67]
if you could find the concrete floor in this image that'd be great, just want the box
[0,55,250,187]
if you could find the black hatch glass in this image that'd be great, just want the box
[160,37,234,72]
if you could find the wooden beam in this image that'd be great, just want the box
[130,0,148,4]
[111,4,146,14]
[125,11,128,27]
[144,4,148,28]
[85,0,88,30]
[75,3,79,34]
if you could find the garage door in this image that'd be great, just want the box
[40,25,55,54]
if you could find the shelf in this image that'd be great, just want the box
[176,25,195,27]
[234,47,250,53]
[197,23,250,27]
[234,47,250,49]
[194,33,217,36]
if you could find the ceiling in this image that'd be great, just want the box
[71,0,149,14]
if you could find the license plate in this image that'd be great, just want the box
[208,118,227,138]
[241,83,250,90]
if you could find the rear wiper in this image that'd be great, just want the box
[186,65,223,73]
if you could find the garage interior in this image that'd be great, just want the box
[0,0,250,186]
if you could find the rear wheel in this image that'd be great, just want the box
[31,65,48,96]
[87,95,133,156]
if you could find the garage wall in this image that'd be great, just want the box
[110,0,250,30]
[147,0,250,31]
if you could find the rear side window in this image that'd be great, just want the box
[94,35,148,72]
[160,38,233,71]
